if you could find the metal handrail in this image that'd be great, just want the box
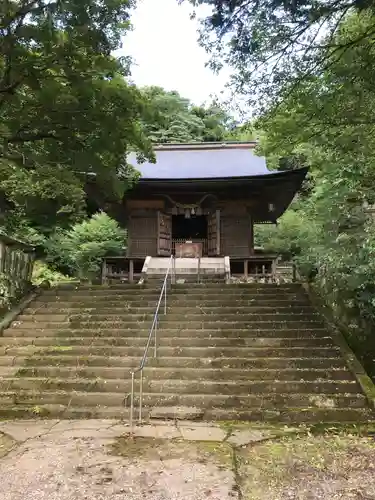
[129,255,175,431]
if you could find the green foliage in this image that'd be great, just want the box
[32,261,73,287]
[186,0,375,112]
[0,0,152,227]
[254,12,375,375]
[0,208,47,246]
[184,1,375,111]
[141,86,234,143]
[0,273,16,310]
[45,212,126,280]
[225,122,255,142]
[255,211,319,262]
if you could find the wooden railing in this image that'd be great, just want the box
[0,233,35,307]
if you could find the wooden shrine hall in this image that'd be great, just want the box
[125,142,307,256]
[102,142,308,281]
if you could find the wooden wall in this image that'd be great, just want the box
[126,200,254,258]
[127,209,158,257]
[220,203,253,257]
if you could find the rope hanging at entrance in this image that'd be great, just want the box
[162,194,213,213]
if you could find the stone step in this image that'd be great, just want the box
[11,319,327,330]
[0,356,24,367]
[0,405,372,423]
[203,408,374,423]
[173,286,303,292]
[174,283,303,290]
[37,294,160,302]
[0,390,367,409]
[23,305,316,315]
[46,284,154,290]
[31,298,312,307]
[42,287,161,295]
[0,405,132,420]
[32,296,310,307]
[17,345,341,358]
[22,354,346,369]
[26,301,313,311]
[172,284,303,290]
[17,312,321,324]
[3,328,330,338]
[18,311,156,321]
[0,336,335,348]
[10,320,151,329]
[15,365,355,382]
[0,367,18,377]
[168,312,319,321]
[41,289,305,298]
[49,283,302,291]
[0,377,361,395]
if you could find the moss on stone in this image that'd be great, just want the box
[111,436,233,466]
[0,432,17,458]
[357,373,375,407]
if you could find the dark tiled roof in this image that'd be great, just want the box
[127,146,270,179]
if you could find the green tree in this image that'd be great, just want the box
[45,212,126,280]
[141,86,234,143]
[0,0,153,228]
[191,104,234,141]
[183,1,375,110]
[254,12,375,375]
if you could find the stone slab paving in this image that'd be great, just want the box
[0,419,240,500]
[1,419,372,499]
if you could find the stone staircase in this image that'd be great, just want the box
[0,283,373,422]
[144,256,227,284]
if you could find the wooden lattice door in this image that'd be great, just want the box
[157,212,172,256]
[207,209,220,256]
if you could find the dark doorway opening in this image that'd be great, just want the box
[172,215,208,256]
[172,215,207,240]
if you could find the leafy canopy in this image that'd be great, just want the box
[0,0,152,226]
[254,12,375,373]
[182,0,375,110]
[140,86,236,143]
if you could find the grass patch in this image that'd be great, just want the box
[238,430,375,500]
[111,436,232,467]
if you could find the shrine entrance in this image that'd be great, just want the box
[156,210,221,257]
[172,214,208,256]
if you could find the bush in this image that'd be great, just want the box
[45,212,126,280]
[32,261,74,286]
[254,210,319,262]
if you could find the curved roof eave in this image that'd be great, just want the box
[137,166,309,185]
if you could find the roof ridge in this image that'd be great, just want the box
[154,141,257,151]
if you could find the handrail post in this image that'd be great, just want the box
[154,315,158,358]
[139,370,143,423]
[164,280,167,315]
[127,256,174,427]
[130,371,135,434]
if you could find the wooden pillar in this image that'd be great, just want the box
[126,217,131,258]
[244,260,248,278]
[129,259,134,284]
[101,259,107,285]
[249,215,254,255]
[216,209,221,256]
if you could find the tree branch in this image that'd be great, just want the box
[7,132,62,143]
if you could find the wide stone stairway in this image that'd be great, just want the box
[0,283,373,422]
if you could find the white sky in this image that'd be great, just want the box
[117,0,231,106]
